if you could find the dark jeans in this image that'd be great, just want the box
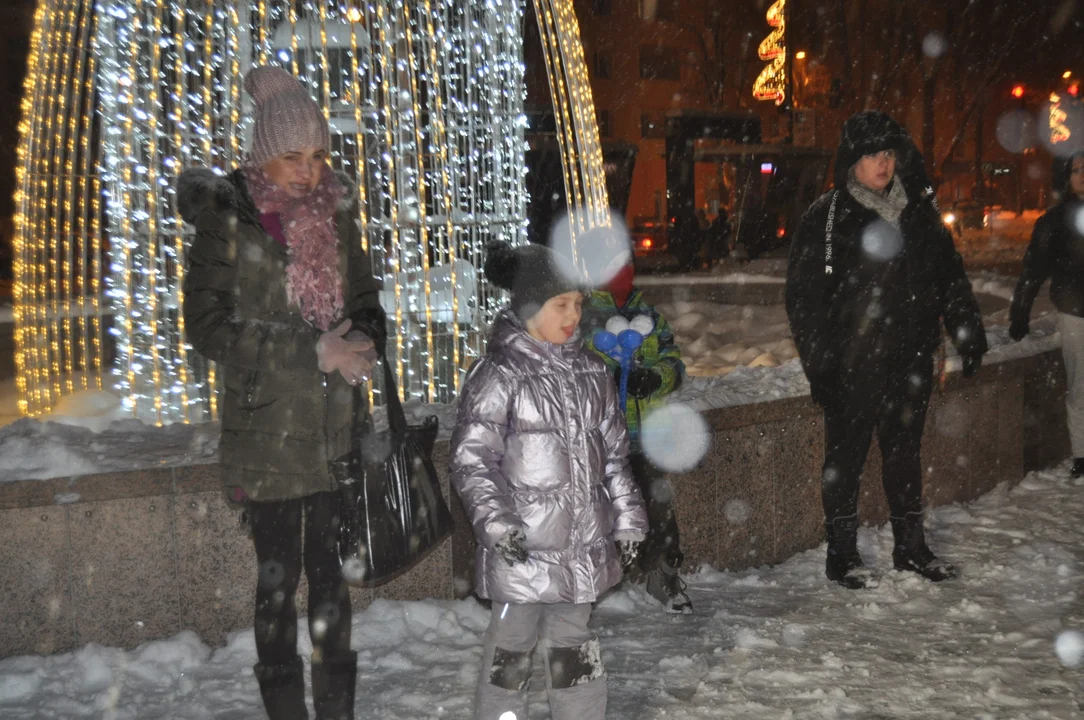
[250,491,352,667]
[821,356,933,524]
[630,452,683,571]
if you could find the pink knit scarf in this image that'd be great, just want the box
[243,164,346,331]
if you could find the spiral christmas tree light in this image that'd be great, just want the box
[752,0,786,105]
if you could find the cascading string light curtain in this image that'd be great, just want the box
[14,0,106,420]
[94,0,236,425]
[14,0,536,422]
[530,0,611,275]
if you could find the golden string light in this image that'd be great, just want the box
[753,0,787,105]
[172,0,191,423]
[530,0,612,274]
[13,0,45,415]
[1049,93,1072,145]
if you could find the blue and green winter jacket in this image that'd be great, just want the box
[581,289,685,446]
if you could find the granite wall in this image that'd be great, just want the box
[0,350,1069,658]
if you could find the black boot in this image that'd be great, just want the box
[254,656,309,720]
[644,556,693,614]
[1072,458,1084,479]
[825,516,879,589]
[312,651,357,720]
[891,514,956,582]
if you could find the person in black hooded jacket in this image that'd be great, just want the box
[1009,150,1084,477]
[785,111,988,590]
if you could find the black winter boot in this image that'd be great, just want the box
[254,656,309,720]
[1072,458,1084,479]
[644,557,693,615]
[891,514,956,582]
[312,651,357,720]
[825,516,879,589]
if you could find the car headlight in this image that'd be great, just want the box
[942,212,956,225]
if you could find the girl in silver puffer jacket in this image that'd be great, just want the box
[451,241,648,720]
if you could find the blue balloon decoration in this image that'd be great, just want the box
[617,329,644,352]
[593,330,618,353]
[594,328,645,412]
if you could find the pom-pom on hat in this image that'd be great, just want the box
[484,241,582,322]
[244,65,330,166]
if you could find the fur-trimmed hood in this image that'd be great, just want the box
[176,167,358,224]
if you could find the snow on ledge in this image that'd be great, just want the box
[0,418,219,484]
[0,273,1059,484]
[637,272,785,286]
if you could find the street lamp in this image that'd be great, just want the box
[793,51,807,109]
[1064,70,1073,80]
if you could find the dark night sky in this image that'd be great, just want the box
[0,0,1080,225]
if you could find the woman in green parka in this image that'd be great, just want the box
[179,66,384,720]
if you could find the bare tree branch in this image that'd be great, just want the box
[935,20,1023,174]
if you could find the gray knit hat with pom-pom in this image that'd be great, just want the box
[484,241,582,322]
[244,66,330,165]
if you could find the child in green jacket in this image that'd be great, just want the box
[581,260,692,614]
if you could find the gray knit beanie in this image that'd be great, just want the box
[244,66,330,165]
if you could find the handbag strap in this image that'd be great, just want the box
[381,351,409,439]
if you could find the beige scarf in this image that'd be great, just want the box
[847,173,908,229]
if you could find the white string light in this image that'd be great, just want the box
[15,0,606,417]
[531,0,611,273]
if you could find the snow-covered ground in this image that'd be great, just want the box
[663,301,796,377]
[953,210,1036,272]
[961,209,1040,247]
[3,465,1084,718]
[0,270,1062,481]
[659,272,1059,411]
[662,273,1035,381]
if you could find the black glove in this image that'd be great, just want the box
[616,539,641,570]
[1009,316,1029,342]
[494,529,528,566]
[962,352,983,378]
[625,368,663,399]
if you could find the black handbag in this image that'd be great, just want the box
[336,352,454,587]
